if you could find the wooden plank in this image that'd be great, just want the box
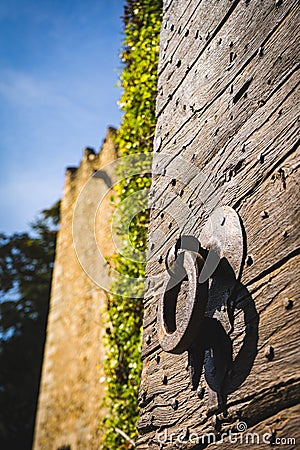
[147,111,299,286]
[158,0,236,82]
[157,0,298,122]
[157,5,299,167]
[137,403,299,449]
[138,0,300,447]
[139,256,299,426]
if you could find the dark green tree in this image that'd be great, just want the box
[0,201,60,450]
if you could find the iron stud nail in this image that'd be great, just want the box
[260,210,269,218]
[258,46,264,56]
[197,385,205,399]
[182,427,189,439]
[246,255,253,266]
[155,136,162,152]
[211,414,221,431]
[171,398,178,410]
[257,153,264,163]
[264,345,274,361]
[282,298,293,310]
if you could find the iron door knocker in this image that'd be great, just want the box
[157,243,208,354]
[156,206,250,413]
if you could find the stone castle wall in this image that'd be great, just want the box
[33,128,117,450]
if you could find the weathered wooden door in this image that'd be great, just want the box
[137,0,299,448]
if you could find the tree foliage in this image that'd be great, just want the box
[102,1,162,448]
[0,201,60,450]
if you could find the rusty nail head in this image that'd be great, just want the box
[162,374,168,384]
[146,334,151,345]
[260,210,269,218]
[197,385,205,399]
[182,427,189,439]
[246,255,253,266]
[282,298,293,310]
[283,230,288,238]
[270,429,277,444]
[171,398,178,410]
[155,136,162,152]
[257,153,264,163]
[155,354,160,363]
[211,415,221,431]
[264,345,274,361]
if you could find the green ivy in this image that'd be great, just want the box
[101,1,162,449]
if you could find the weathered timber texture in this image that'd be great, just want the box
[137,0,299,448]
[33,129,116,450]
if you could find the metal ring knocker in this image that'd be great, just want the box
[157,237,208,354]
[156,208,246,412]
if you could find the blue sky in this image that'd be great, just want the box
[0,0,124,233]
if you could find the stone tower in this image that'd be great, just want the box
[33,128,117,450]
